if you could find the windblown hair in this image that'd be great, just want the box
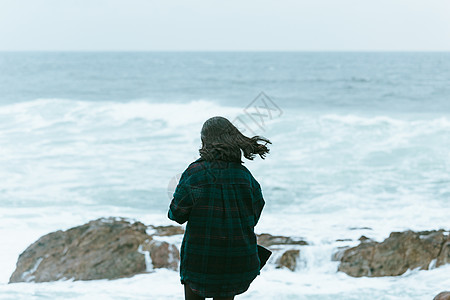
[199,116,271,163]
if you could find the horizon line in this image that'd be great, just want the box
[1,49,450,53]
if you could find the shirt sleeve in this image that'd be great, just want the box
[252,178,265,226]
[168,171,193,225]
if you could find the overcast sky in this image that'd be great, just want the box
[1,0,449,51]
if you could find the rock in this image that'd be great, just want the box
[9,217,180,283]
[349,227,372,230]
[337,229,449,277]
[437,238,450,268]
[434,291,450,300]
[141,239,179,270]
[336,238,352,242]
[256,233,308,247]
[276,249,300,271]
[10,216,321,282]
[358,235,375,242]
[256,233,307,272]
[331,246,350,261]
[148,225,184,236]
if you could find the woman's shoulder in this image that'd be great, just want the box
[184,157,253,178]
[236,164,261,189]
[185,157,206,173]
[182,158,258,184]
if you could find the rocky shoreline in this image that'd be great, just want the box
[335,229,449,277]
[8,217,450,298]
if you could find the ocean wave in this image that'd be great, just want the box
[1,99,449,216]
[320,114,405,126]
[0,98,244,131]
[320,113,450,128]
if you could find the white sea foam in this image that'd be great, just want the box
[1,99,449,299]
[137,245,153,272]
[0,98,243,132]
[2,262,449,299]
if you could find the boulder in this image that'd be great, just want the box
[10,217,316,282]
[9,217,180,283]
[337,229,449,277]
[256,233,308,247]
[434,291,450,300]
[331,246,350,261]
[276,249,300,271]
[148,225,184,236]
[256,233,307,272]
[141,239,179,271]
[437,238,450,267]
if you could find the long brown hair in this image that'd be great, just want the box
[199,116,271,163]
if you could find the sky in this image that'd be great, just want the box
[0,0,449,51]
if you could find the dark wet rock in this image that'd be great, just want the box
[434,291,450,300]
[336,238,352,242]
[349,227,372,230]
[256,233,308,247]
[9,217,180,283]
[337,229,450,277]
[358,235,373,242]
[276,249,300,271]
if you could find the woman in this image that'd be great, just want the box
[168,116,271,300]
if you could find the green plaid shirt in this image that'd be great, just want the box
[168,157,265,298]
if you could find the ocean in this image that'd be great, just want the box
[0,52,449,299]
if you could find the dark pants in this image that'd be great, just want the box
[184,283,235,300]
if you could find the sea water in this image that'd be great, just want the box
[0,52,449,299]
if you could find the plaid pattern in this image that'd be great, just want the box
[168,157,265,298]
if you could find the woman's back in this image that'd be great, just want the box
[168,158,265,298]
[168,116,270,299]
